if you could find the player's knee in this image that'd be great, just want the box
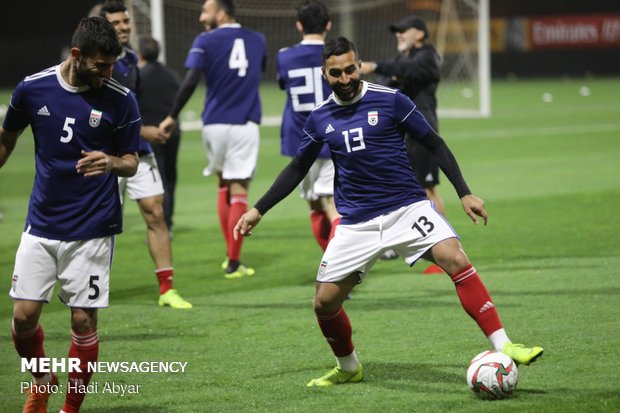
[71,309,97,333]
[312,295,340,314]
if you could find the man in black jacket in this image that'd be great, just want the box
[138,35,182,233]
[361,16,444,273]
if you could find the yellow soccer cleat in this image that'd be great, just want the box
[503,342,544,366]
[158,289,193,309]
[221,256,229,270]
[306,364,363,387]
[224,264,255,279]
[22,373,58,413]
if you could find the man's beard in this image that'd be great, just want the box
[76,59,104,89]
[332,77,361,101]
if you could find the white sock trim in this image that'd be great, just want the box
[488,328,510,351]
[336,350,359,372]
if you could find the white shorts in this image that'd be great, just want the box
[118,153,164,201]
[9,233,113,308]
[201,122,259,180]
[317,200,459,283]
[300,158,335,201]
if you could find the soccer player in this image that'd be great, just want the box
[100,1,192,308]
[276,0,340,252]
[361,16,444,272]
[160,0,266,279]
[234,37,544,386]
[0,17,140,413]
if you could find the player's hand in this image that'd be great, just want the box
[460,194,488,225]
[159,116,177,135]
[141,126,170,145]
[360,61,377,75]
[233,208,263,240]
[76,150,112,176]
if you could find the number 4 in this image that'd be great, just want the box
[229,38,248,77]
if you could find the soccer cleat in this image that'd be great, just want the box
[306,364,363,387]
[502,342,544,366]
[380,249,399,260]
[158,289,193,309]
[221,256,229,270]
[224,264,255,279]
[422,264,444,274]
[22,373,58,413]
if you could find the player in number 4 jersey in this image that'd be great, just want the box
[1,17,140,413]
[161,0,266,279]
[276,0,340,252]
[235,37,543,386]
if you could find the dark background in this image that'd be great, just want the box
[1,0,619,87]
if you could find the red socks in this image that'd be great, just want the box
[62,330,99,413]
[228,194,248,261]
[328,217,341,242]
[310,210,331,251]
[155,267,174,294]
[218,186,231,255]
[451,264,503,336]
[12,323,47,378]
[316,307,354,357]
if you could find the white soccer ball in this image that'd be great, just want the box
[466,350,518,400]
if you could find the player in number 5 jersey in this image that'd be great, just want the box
[161,0,266,279]
[0,17,140,413]
[276,0,340,253]
[235,37,543,386]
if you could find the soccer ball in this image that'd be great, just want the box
[466,350,518,400]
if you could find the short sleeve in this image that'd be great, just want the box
[394,91,431,139]
[2,82,30,131]
[185,34,208,70]
[113,93,141,155]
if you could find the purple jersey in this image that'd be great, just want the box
[112,47,152,155]
[276,40,331,159]
[185,23,266,125]
[2,65,141,241]
[299,81,431,224]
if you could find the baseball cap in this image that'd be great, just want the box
[389,15,428,38]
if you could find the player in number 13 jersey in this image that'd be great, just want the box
[236,37,543,387]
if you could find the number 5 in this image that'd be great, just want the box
[60,117,76,143]
[88,275,100,299]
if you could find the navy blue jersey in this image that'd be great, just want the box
[112,47,152,154]
[2,65,141,241]
[276,40,331,159]
[185,23,266,125]
[299,81,431,224]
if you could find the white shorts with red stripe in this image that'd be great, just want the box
[316,200,458,283]
[10,232,113,308]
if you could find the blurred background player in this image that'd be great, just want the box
[160,0,266,279]
[235,37,543,387]
[361,16,444,273]
[276,0,340,253]
[137,35,182,235]
[100,1,192,308]
[1,17,140,413]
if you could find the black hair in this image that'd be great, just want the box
[71,17,122,57]
[322,36,357,63]
[215,0,235,18]
[99,0,128,16]
[138,36,160,62]
[297,0,330,35]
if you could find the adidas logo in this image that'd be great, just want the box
[479,300,495,313]
[37,106,50,116]
[325,124,335,134]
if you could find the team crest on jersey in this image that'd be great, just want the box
[89,109,103,128]
[368,111,378,126]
